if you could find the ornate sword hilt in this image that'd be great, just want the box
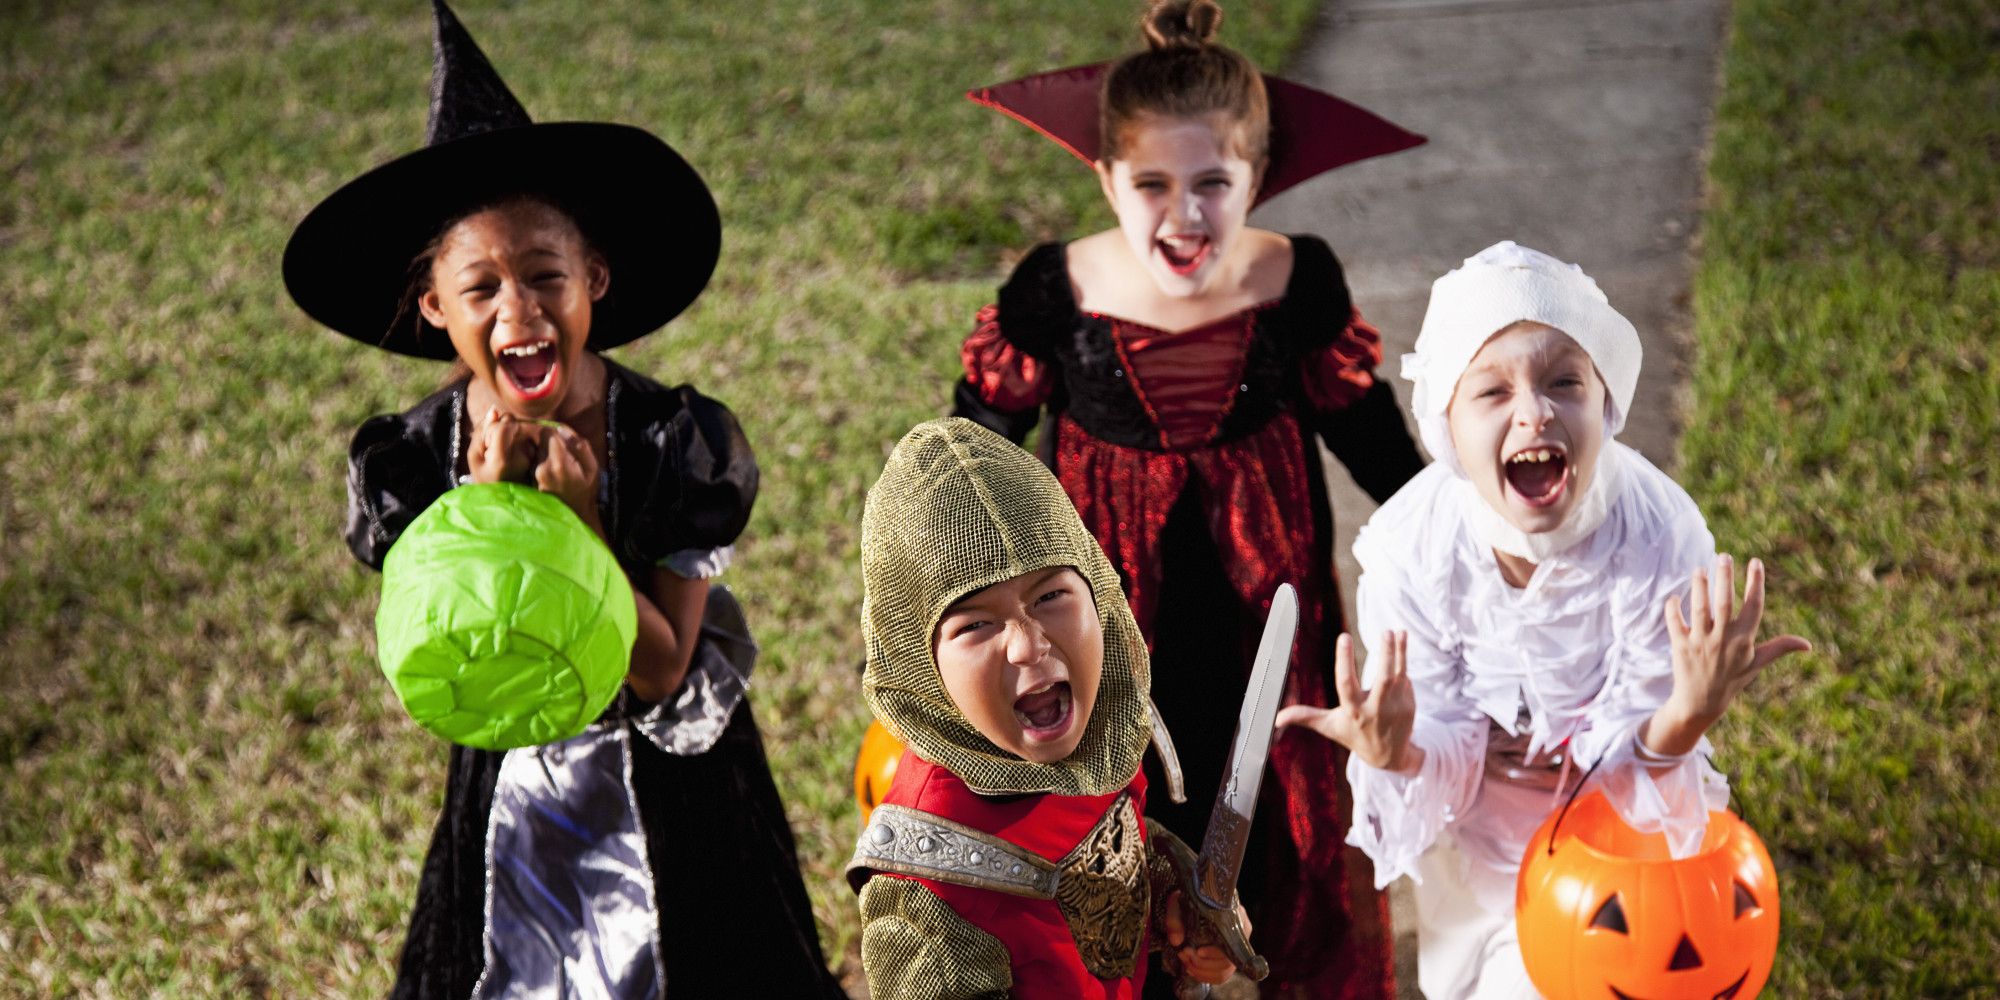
[1147,820,1266,998]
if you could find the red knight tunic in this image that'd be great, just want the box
[875,752,1153,999]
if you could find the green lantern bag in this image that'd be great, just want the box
[376,482,637,750]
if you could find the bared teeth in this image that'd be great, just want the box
[1508,448,1561,465]
[500,342,550,358]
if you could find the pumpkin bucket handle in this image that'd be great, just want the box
[1545,752,1751,857]
[1545,753,1608,856]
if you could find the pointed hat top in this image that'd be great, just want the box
[283,0,721,358]
[426,0,531,145]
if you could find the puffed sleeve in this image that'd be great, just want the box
[952,303,1053,444]
[618,386,759,570]
[344,412,451,571]
[1343,470,1488,887]
[1301,306,1382,413]
[950,243,1071,444]
[1571,466,1729,857]
[857,877,1012,1000]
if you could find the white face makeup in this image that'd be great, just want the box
[931,567,1104,764]
[1446,322,1609,535]
[1097,115,1261,299]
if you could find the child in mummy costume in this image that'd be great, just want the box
[1278,243,1811,999]
[847,418,1251,998]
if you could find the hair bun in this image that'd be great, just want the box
[1142,0,1223,50]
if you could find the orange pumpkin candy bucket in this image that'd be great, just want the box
[852,719,906,824]
[1516,791,1780,1000]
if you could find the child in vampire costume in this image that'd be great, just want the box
[282,3,841,997]
[847,418,1249,998]
[949,3,1427,993]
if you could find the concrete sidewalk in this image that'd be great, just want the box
[1253,0,1728,994]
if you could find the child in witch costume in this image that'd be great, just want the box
[1277,243,1811,998]
[951,1,1425,994]
[282,4,841,997]
[848,417,1252,998]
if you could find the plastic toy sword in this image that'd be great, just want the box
[1157,583,1298,999]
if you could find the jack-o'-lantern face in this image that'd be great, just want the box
[1517,792,1781,1000]
[853,719,907,824]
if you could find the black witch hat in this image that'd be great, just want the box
[284,0,719,358]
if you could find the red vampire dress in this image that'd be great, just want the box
[951,235,1423,999]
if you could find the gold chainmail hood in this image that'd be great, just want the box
[861,418,1151,796]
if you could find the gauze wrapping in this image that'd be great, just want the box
[1403,241,1640,474]
[1402,242,1642,559]
[860,418,1151,797]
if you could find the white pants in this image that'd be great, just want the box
[1411,833,1543,1000]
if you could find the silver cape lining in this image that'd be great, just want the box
[472,584,756,999]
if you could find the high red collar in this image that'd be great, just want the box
[967,62,1425,207]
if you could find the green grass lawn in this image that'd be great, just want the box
[0,0,1318,993]
[1686,0,1999,995]
[3,0,1994,995]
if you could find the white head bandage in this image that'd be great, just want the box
[1403,241,1640,473]
[1403,242,1643,559]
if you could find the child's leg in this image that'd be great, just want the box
[1412,834,1539,1000]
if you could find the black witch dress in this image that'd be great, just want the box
[345,357,841,1000]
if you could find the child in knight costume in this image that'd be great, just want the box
[848,417,1250,998]
[283,2,841,996]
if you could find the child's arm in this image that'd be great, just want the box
[1304,309,1427,505]
[950,303,1051,445]
[1277,633,1420,774]
[527,387,757,702]
[856,877,1011,1000]
[1277,535,1487,887]
[623,569,708,702]
[344,413,448,570]
[1642,555,1812,756]
[1575,500,1809,855]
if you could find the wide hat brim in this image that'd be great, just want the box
[968,62,1426,207]
[283,121,719,359]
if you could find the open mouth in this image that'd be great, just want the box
[497,340,560,400]
[1503,445,1569,508]
[1609,968,1750,1000]
[1156,235,1211,276]
[1013,681,1074,741]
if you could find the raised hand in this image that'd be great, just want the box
[1275,632,1418,774]
[467,406,538,485]
[1662,555,1811,729]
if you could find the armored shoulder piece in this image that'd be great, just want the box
[856,877,1012,1000]
[851,804,1060,897]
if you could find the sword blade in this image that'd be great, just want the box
[1193,583,1298,906]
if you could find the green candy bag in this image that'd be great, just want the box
[376,482,637,750]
